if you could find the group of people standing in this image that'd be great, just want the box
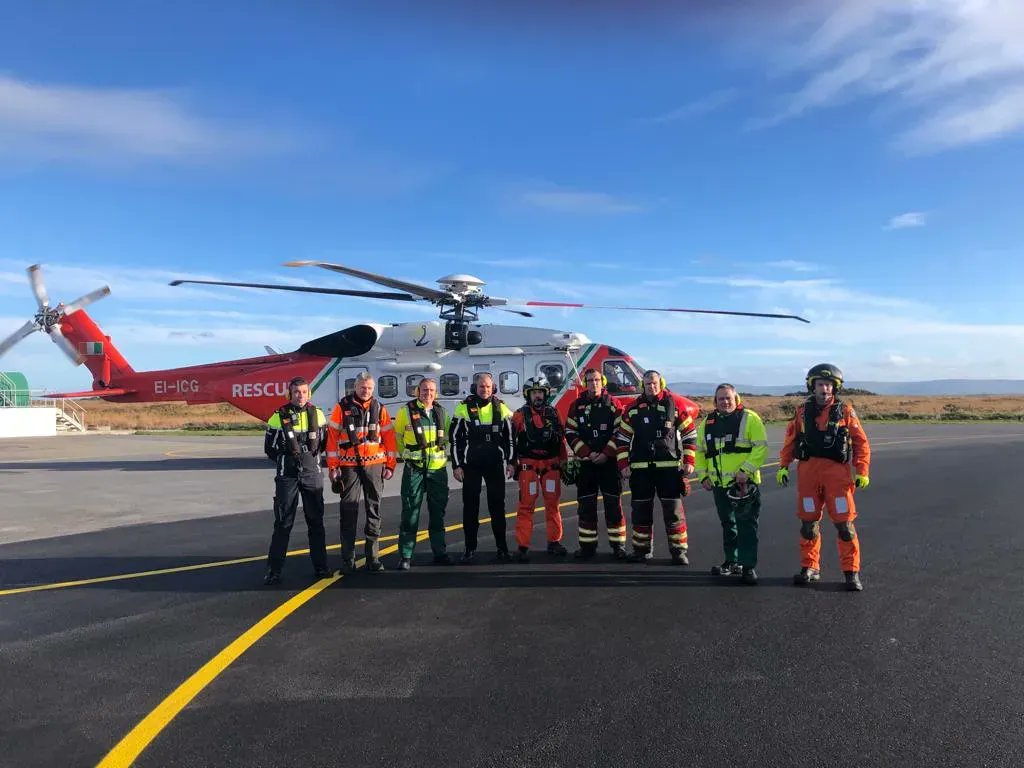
[262,362,871,591]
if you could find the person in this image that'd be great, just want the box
[695,383,769,585]
[449,372,516,562]
[326,372,397,573]
[392,377,453,570]
[262,377,330,585]
[614,370,697,564]
[776,363,871,591]
[565,367,627,560]
[511,376,569,562]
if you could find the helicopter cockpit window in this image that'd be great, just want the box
[377,375,398,399]
[440,373,460,397]
[603,359,641,395]
[406,374,424,398]
[499,371,519,395]
[538,363,565,389]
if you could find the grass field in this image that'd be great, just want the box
[74,395,1024,431]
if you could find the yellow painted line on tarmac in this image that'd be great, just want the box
[95,532,420,768]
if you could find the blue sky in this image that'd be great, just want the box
[2,0,1024,390]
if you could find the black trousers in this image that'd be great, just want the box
[339,465,385,561]
[576,460,625,549]
[462,462,509,552]
[268,473,326,572]
[629,467,687,555]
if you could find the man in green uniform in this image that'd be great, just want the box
[695,383,769,585]
[393,377,453,570]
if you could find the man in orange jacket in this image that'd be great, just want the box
[777,363,871,591]
[326,372,397,572]
[511,376,569,562]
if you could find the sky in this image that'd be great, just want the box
[2,0,1024,390]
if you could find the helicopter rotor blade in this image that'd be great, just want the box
[169,278,417,301]
[514,301,810,323]
[0,320,40,359]
[284,261,449,302]
[48,324,84,366]
[27,264,50,309]
[63,285,112,316]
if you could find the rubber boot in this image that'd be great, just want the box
[843,571,863,591]
[792,567,821,585]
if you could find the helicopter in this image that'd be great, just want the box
[0,261,808,422]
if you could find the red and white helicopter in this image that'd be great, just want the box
[1,262,808,422]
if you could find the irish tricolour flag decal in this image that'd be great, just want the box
[79,341,104,356]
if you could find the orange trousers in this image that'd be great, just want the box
[515,460,563,548]
[795,458,860,572]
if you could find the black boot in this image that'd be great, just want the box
[432,553,454,565]
[792,567,821,585]
[313,566,333,580]
[263,567,282,586]
[843,571,863,591]
[340,558,357,574]
[741,567,758,586]
[711,560,738,576]
[516,546,530,563]
[670,550,689,566]
[628,550,653,563]
[395,558,411,571]
[547,541,568,556]
[493,549,513,563]
[364,558,384,572]
[460,550,476,564]
[611,545,628,561]
[573,545,596,560]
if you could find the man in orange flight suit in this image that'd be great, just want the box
[326,372,398,573]
[777,363,871,591]
[511,376,569,562]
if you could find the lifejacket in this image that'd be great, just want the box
[404,399,447,468]
[465,395,505,447]
[570,391,618,453]
[702,406,753,459]
[796,398,852,463]
[278,403,320,457]
[339,394,382,465]
[516,404,562,459]
[628,393,679,463]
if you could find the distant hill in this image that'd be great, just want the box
[668,380,1024,396]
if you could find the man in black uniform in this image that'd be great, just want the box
[263,377,331,585]
[565,367,627,559]
[449,372,516,563]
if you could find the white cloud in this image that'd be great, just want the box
[0,74,293,163]
[885,211,928,230]
[756,0,1024,152]
[638,89,737,125]
[764,259,819,272]
[518,189,642,215]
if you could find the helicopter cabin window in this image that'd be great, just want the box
[343,378,356,397]
[499,371,519,395]
[377,375,398,400]
[537,363,565,389]
[440,373,460,397]
[603,359,641,395]
[405,374,424,398]
[470,371,491,396]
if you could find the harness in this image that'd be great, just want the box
[405,399,446,470]
[572,392,617,452]
[466,395,504,446]
[278,403,320,457]
[339,394,382,468]
[796,398,851,463]
[703,407,751,459]
[517,404,562,459]
[629,394,679,464]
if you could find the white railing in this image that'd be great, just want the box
[0,387,88,431]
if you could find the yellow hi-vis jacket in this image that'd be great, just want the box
[695,406,769,486]
[392,399,451,471]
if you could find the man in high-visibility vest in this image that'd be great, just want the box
[262,377,330,585]
[695,383,769,585]
[326,372,398,573]
[393,377,453,570]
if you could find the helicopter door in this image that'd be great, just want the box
[337,366,370,400]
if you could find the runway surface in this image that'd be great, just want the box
[2,424,1023,767]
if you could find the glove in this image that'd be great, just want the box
[776,467,789,487]
[855,474,870,489]
[679,472,692,497]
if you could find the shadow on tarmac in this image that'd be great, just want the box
[0,456,269,472]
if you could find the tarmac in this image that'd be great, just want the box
[1,423,1023,767]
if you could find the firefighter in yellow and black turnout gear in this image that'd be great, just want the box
[695,384,768,585]
[565,367,627,559]
[262,377,330,585]
[393,377,453,570]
